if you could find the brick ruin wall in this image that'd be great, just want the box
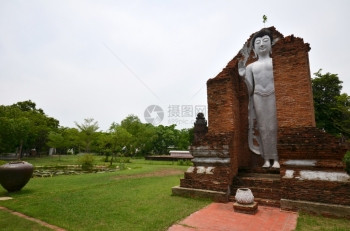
[180,27,349,209]
[278,127,347,161]
[180,133,235,193]
[273,35,315,127]
[280,168,350,206]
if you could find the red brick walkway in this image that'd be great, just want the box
[168,203,298,231]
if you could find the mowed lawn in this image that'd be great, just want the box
[1,156,350,231]
[0,158,210,231]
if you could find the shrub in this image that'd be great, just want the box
[102,156,109,162]
[78,154,95,171]
[119,163,126,170]
[344,151,350,174]
[177,159,193,166]
[115,157,131,163]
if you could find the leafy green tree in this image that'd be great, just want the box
[97,132,113,161]
[47,132,65,153]
[62,127,81,154]
[47,131,66,159]
[109,124,133,162]
[0,100,59,155]
[312,69,350,137]
[152,124,177,154]
[119,115,157,156]
[13,100,44,114]
[176,128,191,150]
[100,115,191,157]
[75,118,99,153]
[109,124,132,153]
[136,123,157,156]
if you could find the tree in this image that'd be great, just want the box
[312,69,350,137]
[62,128,81,154]
[0,101,59,155]
[75,118,99,153]
[152,124,177,154]
[119,115,157,156]
[176,128,191,150]
[109,124,133,162]
[47,131,65,159]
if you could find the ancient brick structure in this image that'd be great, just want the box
[172,27,349,217]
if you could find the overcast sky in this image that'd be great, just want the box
[1,0,349,131]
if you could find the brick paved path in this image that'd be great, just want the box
[168,202,298,231]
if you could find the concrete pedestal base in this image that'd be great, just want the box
[233,202,258,214]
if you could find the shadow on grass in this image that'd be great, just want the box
[0,188,35,197]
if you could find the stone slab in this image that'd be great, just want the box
[171,186,228,202]
[233,202,258,215]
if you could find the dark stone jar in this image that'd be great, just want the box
[0,161,34,192]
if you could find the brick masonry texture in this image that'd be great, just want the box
[280,172,350,206]
[273,35,315,127]
[180,133,235,193]
[180,166,232,192]
[278,127,348,161]
[177,27,349,210]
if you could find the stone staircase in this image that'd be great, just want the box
[230,168,281,207]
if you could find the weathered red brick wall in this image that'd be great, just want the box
[180,166,232,192]
[206,77,236,134]
[273,35,315,127]
[181,133,234,192]
[206,49,250,168]
[180,27,350,209]
[278,127,347,160]
[273,34,349,208]
[280,168,350,206]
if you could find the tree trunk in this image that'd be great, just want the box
[19,140,23,160]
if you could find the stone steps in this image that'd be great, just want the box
[232,173,281,189]
[230,169,281,207]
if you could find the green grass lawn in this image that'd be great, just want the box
[0,156,209,231]
[295,212,350,231]
[0,209,52,231]
[1,155,350,230]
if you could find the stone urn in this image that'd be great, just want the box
[0,161,34,192]
[235,188,254,204]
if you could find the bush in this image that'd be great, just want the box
[102,156,109,162]
[115,157,131,163]
[119,163,126,170]
[177,159,193,166]
[344,151,350,174]
[78,154,95,171]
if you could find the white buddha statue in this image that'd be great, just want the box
[239,29,280,168]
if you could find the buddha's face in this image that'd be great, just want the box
[253,35,271,56]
